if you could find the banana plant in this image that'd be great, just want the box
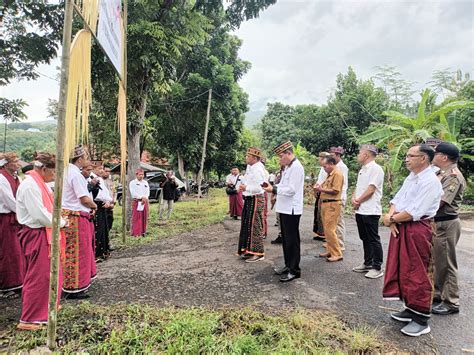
[359,89,474,171]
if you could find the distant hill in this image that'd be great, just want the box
[2,121,57,157]
[244,110,266,128]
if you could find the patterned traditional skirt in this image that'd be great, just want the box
[238,194,265,256]
[61,210,94,293]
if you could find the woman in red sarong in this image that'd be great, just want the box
[15,153,65,330]
[0,152,25,298]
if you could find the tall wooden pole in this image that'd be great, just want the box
[47,0,74,350]
[121,0,128,243]
[197,89,212,199]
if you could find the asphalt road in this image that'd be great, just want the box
[280,207,474,354]
[1,206,472,353]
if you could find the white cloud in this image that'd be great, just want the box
[234,0,474,111]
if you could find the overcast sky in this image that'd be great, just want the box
[2,0,473,122]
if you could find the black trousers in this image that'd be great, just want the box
[355,214,383,270]
[280,213,301,275]
[94,204,110,258]
[106,208,114,232]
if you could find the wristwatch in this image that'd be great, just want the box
[389,215,396,224]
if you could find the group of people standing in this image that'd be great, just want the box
[228,140,466,337]
[0,145,117,330]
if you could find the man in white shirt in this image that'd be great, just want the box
[129,168,150,236]
[61,145,97,299]
[264,141,305,282]
[237,147,267,263]
[0,152,25,298]
[103,166,116,233]
[313,152,331,241]
[92,164,114,260]
[383,144,443,337]
[15,153,65,330]
[351,145,385,279]
[330,146,348,249]
[225,167,243,219]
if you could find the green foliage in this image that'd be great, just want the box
[260,67,389,157]
[149,10,251,178]
[359,88,474,193]
[0,1,62,85]
[3,302,388,353]
[2,128,56,155]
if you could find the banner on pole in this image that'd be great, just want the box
[97,0,123,79]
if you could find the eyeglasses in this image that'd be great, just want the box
[405,154,425,159]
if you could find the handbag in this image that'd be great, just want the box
[226,186,237,195]
[226,175,240,195]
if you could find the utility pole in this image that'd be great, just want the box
[47,0,73,349]
[197,89,212,199]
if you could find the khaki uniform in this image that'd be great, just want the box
[433,164,466,309]
[320,168,344,257]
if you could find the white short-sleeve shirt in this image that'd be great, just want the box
[62,164,91,213]
[355,160,384,215]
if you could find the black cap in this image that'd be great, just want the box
[435,142,460,159]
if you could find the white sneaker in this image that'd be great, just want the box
[365,269,384,279]
[352,263,371,273]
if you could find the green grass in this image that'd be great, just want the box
[110,188,228,248]
[2,302,390,353]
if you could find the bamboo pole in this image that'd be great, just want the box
[197,89,212,199]
[47,0,74,350]
[121,0,128,243]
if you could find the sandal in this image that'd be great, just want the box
[17,323,46,331]
[1,290,20,299]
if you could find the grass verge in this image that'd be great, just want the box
[110,188,228,248]
[2,302,391,353]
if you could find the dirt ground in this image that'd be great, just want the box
[1,207,473,354]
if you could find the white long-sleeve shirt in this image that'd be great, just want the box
[16,175,65,228]
[241,161,266,196]
[0,173,20,213]
[94,176,113,203]
[337,160,349,205]
[129,178,150,199]
[317,167,327,184]
[226,173,242,190]
[391,166,443,221]
[275,158,305,215]
[62,164,91,213]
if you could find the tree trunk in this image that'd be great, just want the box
[126,96,147,228]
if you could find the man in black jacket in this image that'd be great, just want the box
[159,171,178,220]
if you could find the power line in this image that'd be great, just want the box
[156,90,210,106]
[35,70,59,82]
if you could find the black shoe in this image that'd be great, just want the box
[432,303,459,315]
[271,236,283,244]
[279,272,300,282]
[65,292,90,300]
[240,253,252,260]
[273,266,289,275]
[233,216,238,220]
